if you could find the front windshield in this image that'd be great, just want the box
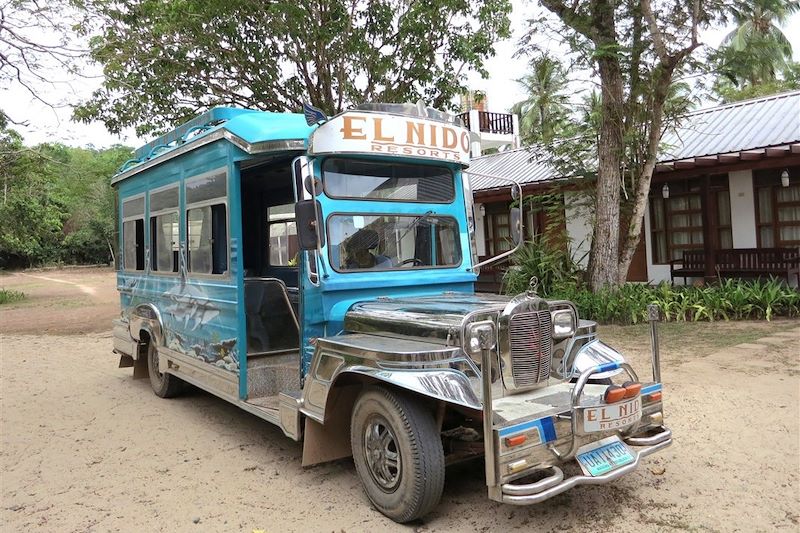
[323,158,454,202]
[328,214,461,272]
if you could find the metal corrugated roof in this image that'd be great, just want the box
[660,90,800,162]
[468,90,800,190]
[467,147,563,191]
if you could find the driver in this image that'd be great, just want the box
[344,229,392,269]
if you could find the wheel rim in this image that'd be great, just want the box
[363,414,401,492]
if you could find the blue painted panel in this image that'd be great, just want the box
[118,139,244,393]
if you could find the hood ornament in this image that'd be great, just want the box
[527,276,539,297]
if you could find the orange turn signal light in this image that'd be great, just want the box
[604,385,626,403]
[505,435,527,447]
[649,391,663,402]
[623,381,642,398]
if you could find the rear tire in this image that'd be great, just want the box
[350,386,444,523]
[147,343,184,398]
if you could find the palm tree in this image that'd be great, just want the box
[511,54,571,145]
[717,0,800,87]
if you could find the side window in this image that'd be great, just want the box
[150,186,179,273]
[185,172,228,275]
[122,196,145,271]
[267,204,298,266]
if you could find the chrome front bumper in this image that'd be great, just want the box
[499,426,672,505]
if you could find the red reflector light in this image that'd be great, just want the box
[623,382,642,398]
[505,435,527,447]
[604,385,626,403]
[649,391,663,402]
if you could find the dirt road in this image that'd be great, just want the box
[1,270,798,532]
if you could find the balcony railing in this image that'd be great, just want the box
[458,111,514,135]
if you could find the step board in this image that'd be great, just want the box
[247,353,300,398]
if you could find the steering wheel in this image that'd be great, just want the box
[399,258,424,266]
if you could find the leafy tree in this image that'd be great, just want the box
[0,115,131,268]
[520,0,721,290]
[716,61,800,102]
[511,54,572,145]
[0,0,86,121]
[74,0,511,136]
[714,0,799,92]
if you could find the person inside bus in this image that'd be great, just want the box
[344,229,392,269]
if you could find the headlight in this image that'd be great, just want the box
[551,309,576,339]
[465,320,496,357]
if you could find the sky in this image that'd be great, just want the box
[3,1,800,149]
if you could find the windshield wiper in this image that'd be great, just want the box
[399,210,435,242]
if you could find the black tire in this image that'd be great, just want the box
[350,386,444,523]
[146,343,184,398]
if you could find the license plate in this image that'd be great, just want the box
[583,396,641,433]
[576,436,635,477]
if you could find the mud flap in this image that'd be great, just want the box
[301,385,358,466]
[118,354,134,368]
[132,352,148,379]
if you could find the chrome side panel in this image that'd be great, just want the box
[112,318,136,357]
[157,345,239,397]
[129,303,165,351]
[300,333,482,423]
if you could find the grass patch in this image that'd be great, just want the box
[0,289,25,305]
[599,319,798,363]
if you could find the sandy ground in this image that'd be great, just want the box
[1,269,799,532]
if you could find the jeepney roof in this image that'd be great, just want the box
[112,107,315,185]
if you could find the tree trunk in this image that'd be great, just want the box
[589,57,625,291]
[617,66,674,284]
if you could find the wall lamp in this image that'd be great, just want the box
[661,183,670,199]
[781,169,790,188]
[479,204,486,216]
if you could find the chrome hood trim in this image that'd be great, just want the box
[344,292,512,346]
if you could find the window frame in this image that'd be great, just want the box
[321,157,456,204]
[754,169,800,248]
[184,169,230,278]
[266,203,298,267]
[148,184,180,276]
[121,193,146,272]
[325,211,463,273]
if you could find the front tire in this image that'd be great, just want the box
[350,386,444,523]
[146,343,184,398]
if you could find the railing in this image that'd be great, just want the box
[458,111,515,135]
[669,247,800,283]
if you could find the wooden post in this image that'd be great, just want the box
[702,174,718,281]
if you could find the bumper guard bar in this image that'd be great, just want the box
[501,426,672,504]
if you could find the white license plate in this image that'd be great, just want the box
[576,436,635,476]
[583,396,641,433]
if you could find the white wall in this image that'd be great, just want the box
[564,191,593,268]
[728,169,757,248]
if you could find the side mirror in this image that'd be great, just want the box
[295,200,323,250]
[510,207,522,245]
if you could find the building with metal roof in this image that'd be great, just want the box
[468,90,800,289]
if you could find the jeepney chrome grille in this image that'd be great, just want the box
[509,311,553,386]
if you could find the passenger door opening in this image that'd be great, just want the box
[240,158,302,405]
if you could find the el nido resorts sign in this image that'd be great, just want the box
[309,112,471,164]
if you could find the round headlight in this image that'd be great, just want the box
[551,309,576,339]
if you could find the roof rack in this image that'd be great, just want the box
[117,107,262,174]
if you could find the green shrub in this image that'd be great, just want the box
[503,240,582,296]
[0,289,25,305]
[503,262,800,325]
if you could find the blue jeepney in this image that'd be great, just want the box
[111,104,671,522]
